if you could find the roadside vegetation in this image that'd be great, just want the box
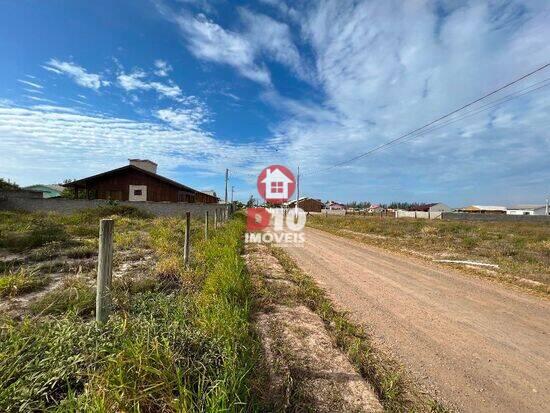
[264,246,447,413]
[307,215,550,294]
[0,207,259,412]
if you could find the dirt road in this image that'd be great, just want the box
[284,227,550,412]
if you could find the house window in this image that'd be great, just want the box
[271,181,284,193]
[134,189,142,196]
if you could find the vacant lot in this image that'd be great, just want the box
[0,207,258,411]
[307,215,550,293]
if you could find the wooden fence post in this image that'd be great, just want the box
[96,219,114,324]
[214,208,218,229]
[184,212,190,268]
[205,211,209,240]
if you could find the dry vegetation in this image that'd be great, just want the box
[247,243,446,413]
[0,207,259,411]
[307,215,550,294]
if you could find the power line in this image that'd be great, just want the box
[388,77,550,149]
[303,62,550,176]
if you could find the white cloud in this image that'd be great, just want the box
[259,0,550,204]
[43,59,110,90]
[154,59,173,77]
[155,103,209,130]
[0,104,277,186]
[171,12,271,84]
[32,105,79,114]
[117,69,183,100]
[18,79,43,89]
[157,4,311,86]
[24,96,56,103]
[239,8,311,82]
[24,88,43,95]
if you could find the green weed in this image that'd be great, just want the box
[0,268,49,297]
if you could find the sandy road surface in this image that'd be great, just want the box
[284,227,550,412]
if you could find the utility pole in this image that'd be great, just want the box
[294,166,300,216]
[231,186,234,203]
[224,169,229,204]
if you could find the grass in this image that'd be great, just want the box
[307,214,550,293]
[269,246,448,413]
[0,209,259,412]
[0,267,49,298]
[29,277,96,316]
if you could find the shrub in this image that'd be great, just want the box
[0,220,69,252]
[0,268,49,297]
[30,277,95,316]
[65,245,97,259]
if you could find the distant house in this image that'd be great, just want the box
[63,159,218,203]
[367,204,384,213]
[507,205,548,216]
[261,167,293,202]
[286,197,324,213]
[202,190,218,200]
[457,205,506,214]
[23,184,64,198]
[326,201,346,210]
[409,203,451,213]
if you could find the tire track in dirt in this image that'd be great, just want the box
[284,227,550,412]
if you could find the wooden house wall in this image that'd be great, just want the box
[82,168,213,203]
[297,199,324,212]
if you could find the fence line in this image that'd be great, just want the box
[96,219,114,324]
[94,210,235,322]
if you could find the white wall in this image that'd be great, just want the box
[507,209,533,216]
[428,203,452,212]
[396,210,442,219]
[129,185,147,202]
[321,209,346,215]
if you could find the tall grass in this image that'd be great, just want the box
[0,267,48,297]
[0,215,257,412]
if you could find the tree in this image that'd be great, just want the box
[246,195,256,208]
[60,179,88,199]
[0,178,19,191]
[233,200,245,210]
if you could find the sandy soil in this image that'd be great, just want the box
[245,244,382,412]
[284,227,550,412]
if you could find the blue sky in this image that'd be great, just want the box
[0,0,549,206]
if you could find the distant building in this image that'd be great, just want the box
[409,203,451,213]
[202,190,218,200]
[367,204,384,213]
[63,159,218,203]
[286,197,324,213]
[457,205,507,214]
[506,205,548,216]
[23,184,64,198]
[326,201,346,210]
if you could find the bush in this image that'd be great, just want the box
[0,268,49,297]
[0,220,69,252]
[30,277,95,316]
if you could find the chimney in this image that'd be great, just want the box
[129,159,158,174]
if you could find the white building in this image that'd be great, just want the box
[457,205,507,214]
[506,205,548,216]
